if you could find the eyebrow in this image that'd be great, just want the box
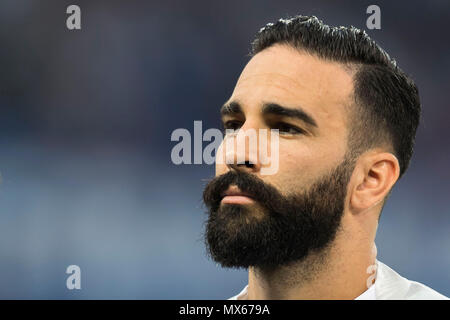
[262,103,318,128]
[220,101,318,128]
[220,101,244,117]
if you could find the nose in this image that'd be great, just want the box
[224,125,262,174]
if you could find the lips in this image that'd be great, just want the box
[221,186,254,198]
[221,186,255,204]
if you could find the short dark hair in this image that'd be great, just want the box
[251,15,421,179]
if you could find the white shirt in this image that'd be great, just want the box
[228,260,448,300]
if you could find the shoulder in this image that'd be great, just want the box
[375,260,448,300]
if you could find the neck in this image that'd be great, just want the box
[244,229,376,300]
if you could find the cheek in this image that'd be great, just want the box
[276,141,328,188]
[272,143,309,189]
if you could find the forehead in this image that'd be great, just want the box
[230,44,354,129]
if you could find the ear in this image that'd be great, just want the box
[349,151,400,213]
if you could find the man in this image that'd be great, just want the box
[202,15,448,299]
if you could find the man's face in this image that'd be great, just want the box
[203,44,356,269]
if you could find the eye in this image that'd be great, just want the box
[222,120,243,132]
[272,122,305,135]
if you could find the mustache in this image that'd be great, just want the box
[202,170,284,212]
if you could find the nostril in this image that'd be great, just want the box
[229,159,258,172]
[241,160,254,168]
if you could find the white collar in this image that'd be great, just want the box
[228,260,448,300]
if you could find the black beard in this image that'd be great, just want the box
[202,157,354,270]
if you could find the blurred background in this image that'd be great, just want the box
[0,0,449,299]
